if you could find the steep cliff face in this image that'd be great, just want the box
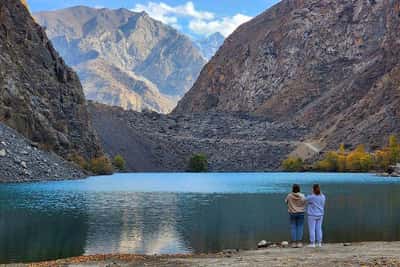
[0,0,102,159]
[175,0,400,149]
[34,6,206,113]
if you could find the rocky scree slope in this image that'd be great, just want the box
[34,6,206,113]
[175,0,400,151]
[88,102,308,171]
[0,123,85,182]
[0,0,102,160]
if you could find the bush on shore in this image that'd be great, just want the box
[281,135,400,173]
[314,135,399,172]
[188,153,208,172]
[89,156,114,175]
[113,155,126,171]
[68,153,90,170]
[282,157,304,172]
[69,153,114,175]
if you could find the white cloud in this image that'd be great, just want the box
[132,1,214,25]
[132,1,252,37]
[189,14,252,37]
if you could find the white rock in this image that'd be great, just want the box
[257,240,267,247]
[281,241,289,248]
[0,149,6,157]
[21,161,27,168]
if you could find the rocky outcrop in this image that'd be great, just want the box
[34,6,206,113]
[175,0,400,150]
[0,123,85,182]
[0,0,102,159]
[88,102,308,171]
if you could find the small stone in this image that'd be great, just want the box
[0,149,6,157]
[257,240,273,248]
[21,161,27,168]
[281,241,289,248]
[222,249,238,254]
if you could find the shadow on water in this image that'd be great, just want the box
[0,173,400,263]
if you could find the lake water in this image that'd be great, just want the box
[1,172,400,263]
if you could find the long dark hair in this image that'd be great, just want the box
[292,184,300,193]
[313,184,321,195]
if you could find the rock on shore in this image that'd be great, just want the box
[0,123,85,182]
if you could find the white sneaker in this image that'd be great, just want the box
[307,243,316,248]
[317,243,322,247]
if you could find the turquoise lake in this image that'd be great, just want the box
[1,172,400,263]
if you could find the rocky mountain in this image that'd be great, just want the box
[88,102,306,171]
[175,0,400,151]
[34,6,206,113]
[0,0,102,160]
[195,32,225,60]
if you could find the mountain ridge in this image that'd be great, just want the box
[34,6,206,113]
[175,0,400,150]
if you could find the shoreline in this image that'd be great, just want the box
[2,171,398,185]
[15,242,400,267]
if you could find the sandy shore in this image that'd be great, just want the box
[7,242,399,267]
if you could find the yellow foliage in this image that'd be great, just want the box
[314,135,400,173]
[68,153,89,170]
[89,156,114,175]
[282,157,304,172]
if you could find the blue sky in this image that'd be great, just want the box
[28,0,280,38]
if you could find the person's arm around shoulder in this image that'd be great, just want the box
[306,194,314,204]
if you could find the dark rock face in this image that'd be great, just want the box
[175,0,400,150]
[0,123,85,182]
[0,0,102,159]
[88,102,308,171]
[34,6,206,113]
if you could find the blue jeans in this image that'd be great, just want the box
[289,212,304,241]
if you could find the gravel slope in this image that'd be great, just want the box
[0,123,85,182]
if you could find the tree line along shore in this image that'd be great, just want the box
[283,135,400,174]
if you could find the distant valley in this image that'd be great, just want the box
[34,6,224,113]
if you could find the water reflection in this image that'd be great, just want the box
[0,173,400,263]
[84,193,189,255]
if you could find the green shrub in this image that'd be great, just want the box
[113,155,126,171]
[188,153,208,172]
[282,156,304,172]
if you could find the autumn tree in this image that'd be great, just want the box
[282,157,304,172]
